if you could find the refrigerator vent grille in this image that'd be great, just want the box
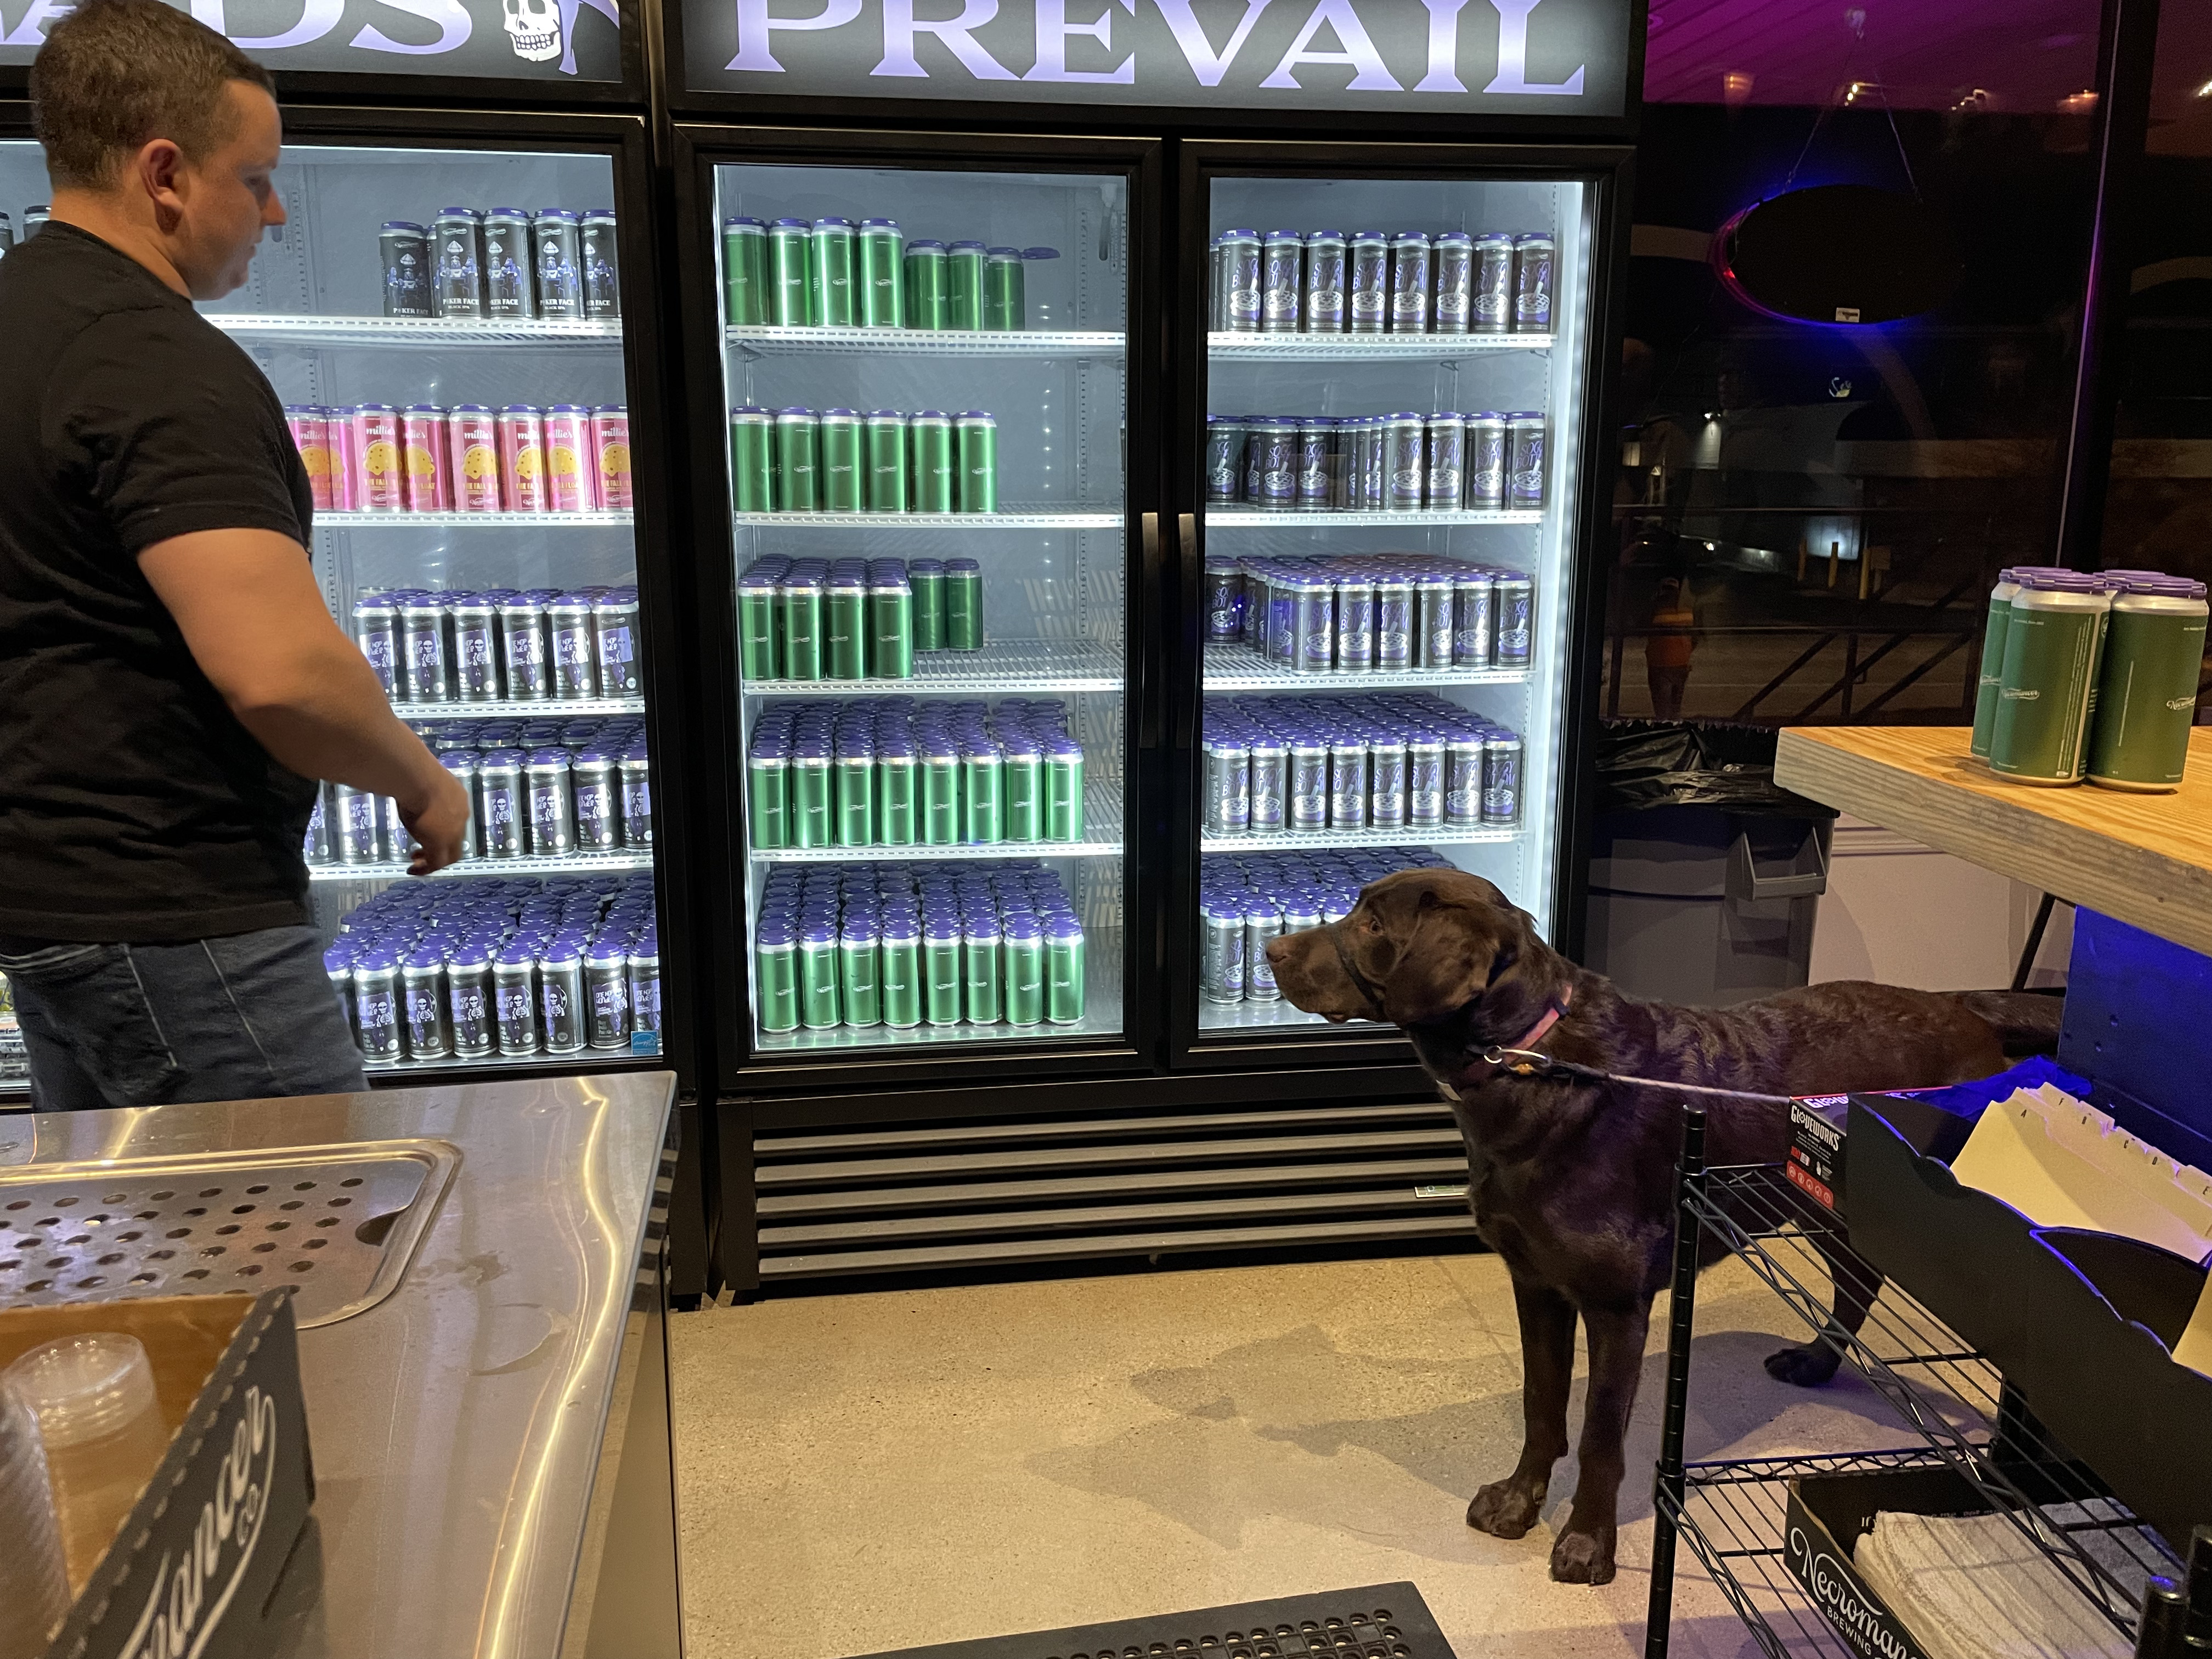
[751,1098,1476,1280]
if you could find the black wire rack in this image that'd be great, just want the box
[1643,1110,2180,1659]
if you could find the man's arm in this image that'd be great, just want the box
[138,529,470,875]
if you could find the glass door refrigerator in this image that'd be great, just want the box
[676,132,1160,1085]
[1175,143,1621,1066]
[0,97,691,1096]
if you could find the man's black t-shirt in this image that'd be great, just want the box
[0,223,318,943]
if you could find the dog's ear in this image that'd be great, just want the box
[1373,887,1526,1026]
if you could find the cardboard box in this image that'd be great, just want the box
[1782,1465,1989,1659]
[0,1290,315,1659]
[1785,1090,1983,1220]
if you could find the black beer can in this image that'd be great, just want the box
[1433,231,1474,334]
[302,783,334,865]
[1304,230,1346,334]
[379,221,433,318]
[533,208,584,319]
[1472,233,1515,334]
[580,209,621,318]
[1348,232,1389,334]
[430,208,484,318]
[1513,234,1555,332]
[1205,416,1245,504]
[482,208,535,318]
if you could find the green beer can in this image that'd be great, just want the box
[1045,738,1085,840]
[728,405,775,515]
[921,740,960,844]
[868,567,915,679]
[859,218,905,329]
[810,217,857,328]
[963,921,1002,1023]
[923,918,963,1025]
[835,747,874,844]
[946,240,988,330]
[1004,738,1043,841]
[1971,569,2022,761]
[780,572,823,679]
[797,924,840,1028]
[904,239,949,330]
[722,216,769,325]
[962,744,1003,843]
[956,411,998,514]
[774,408,820,512]
[983,246,1025,331]
[945,557,983,650]
[909,558,945,650]
[880,918,922,1029]
[1990,572,2111,786]
[864,410,909,512]
[736,567,780,679]
[839,919,881,1027]
[910,411,956,513]
[768,218,814,327]
[877,744,918,844]
[747,748,789,848]
[791,746,833,847]
[755,926,799,1033]
[2088,572,2208,792]
[1046,915,1085,1024]
[825,573,867,679]
[1003,915,1044,1026]
[820,408,863,512]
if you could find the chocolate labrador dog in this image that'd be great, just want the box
[1267,868,2057,1586]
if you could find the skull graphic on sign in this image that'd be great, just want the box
[504,0,560,62]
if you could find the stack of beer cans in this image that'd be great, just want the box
[728,406,998,514]
[1201,693,1523,838]
[737,555,981,679]
[287,402,631,515]
[1208,227,1553,336]
[352,586,641,706]
[1204,554,1533,676]
[748,697,1085,850]
[328,872,658,1063]
[1206,409,1544,512]
[1200,848,1451,1006]
[380,207,619,321]
[754,861,1086,1034]
[721,215,1054,331]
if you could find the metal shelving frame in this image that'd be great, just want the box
[1644,1110,2180,1659]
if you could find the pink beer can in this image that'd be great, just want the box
[284,404,334,511]
[400,403,452,512]
[351,403,405,512]
[495,405,547,514]
[544,404,592,514]
[321,405,356,509]
[590,405,632,510]
[447,404,500,513]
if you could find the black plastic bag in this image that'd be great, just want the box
[1591,720,1836,818]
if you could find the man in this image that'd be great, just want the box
[0,0,470,1110]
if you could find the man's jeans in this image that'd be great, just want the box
[0,926,366,1111]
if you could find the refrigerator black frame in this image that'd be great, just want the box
[1165,137,1633,1073]
[669,120,1167,1097]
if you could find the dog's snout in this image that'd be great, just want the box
[1264,933,1293,966]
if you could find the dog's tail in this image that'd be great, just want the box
[1952,990,2064,1057]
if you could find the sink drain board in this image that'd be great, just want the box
[0,1141,459,1327]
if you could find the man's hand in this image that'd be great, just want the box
[398,764,472,876]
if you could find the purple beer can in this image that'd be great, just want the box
[1466,413,1509,509]
[1433,231,1474,335]
[1348,232,1389,334]
[1507,414,1548,509]
[1472,233,1515,333]
[1296,417,1334,512]
[1425,413,1465,510]
[1293,575,1335,673]
[1334,572,1374,673]
[1304,230,1346,334]
[1513,234,1555,332]
[1249,418,1299,512]
[1375,575,1413,670]
[1389,232,1431,334]
[1260,229,1303,332]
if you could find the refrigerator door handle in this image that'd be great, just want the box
[1139,510,1163,747]
[1174,513,1198,749]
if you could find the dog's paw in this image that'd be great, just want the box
[1764,1342,1843,1387]
[1465,1475,1546,1539]
[1549,1526,1617,1584]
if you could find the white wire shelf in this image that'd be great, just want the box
[364,1040,662,1074]
[207,314,624,348]
[1199,997,1346,1031]
[751,784,1122,865]
[1208,331,1552,359]
[319,510,633,529]
[733,507,1120,530]
[398,696,645,719]
[744,641,1122,696]
[1200,824,1520,853]
[1202,647,1530,691]
[309,848,653,882]
[1205,507,1541,528]
[727,324,1123,357]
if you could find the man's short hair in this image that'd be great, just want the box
[31,0,276,190]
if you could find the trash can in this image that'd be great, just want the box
[1581,722,1837,1006]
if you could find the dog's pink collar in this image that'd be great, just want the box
[1510,989,1571,1053]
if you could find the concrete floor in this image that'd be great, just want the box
[670,1251,1909,1659]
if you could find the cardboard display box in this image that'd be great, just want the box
[0,1291,315,1659]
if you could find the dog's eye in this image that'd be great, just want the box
[1363,914,1383,933]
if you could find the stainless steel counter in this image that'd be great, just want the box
[0,1070,678,1659]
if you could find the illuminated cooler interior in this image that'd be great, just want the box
[0,140,662,1071]
[1199,174,1589,1032]
[715,163,1131,1053]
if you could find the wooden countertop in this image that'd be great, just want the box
[1774,726,2212,956]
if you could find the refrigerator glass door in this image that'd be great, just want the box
[0,140,663,1077]
[713,164,1129,1052]
[1196,174,1589,1032]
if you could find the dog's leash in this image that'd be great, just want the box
[1477,1043,1799,1105]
